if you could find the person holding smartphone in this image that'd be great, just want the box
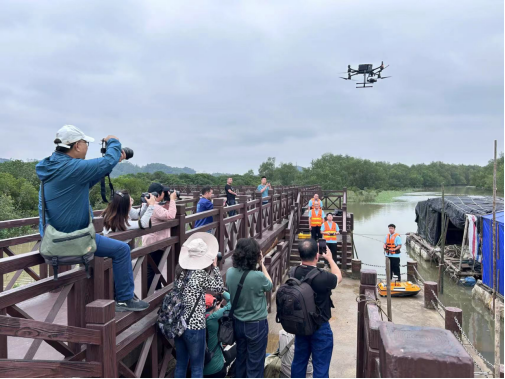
[257,176,272,205]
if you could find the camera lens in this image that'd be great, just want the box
[122,147,134,160]
[216,252,223,261]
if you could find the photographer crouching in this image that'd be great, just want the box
[36,125,149,312]
[141,183,178,291]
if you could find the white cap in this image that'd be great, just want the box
[55,125,95,148]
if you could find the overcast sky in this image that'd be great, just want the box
[1,0,503,173]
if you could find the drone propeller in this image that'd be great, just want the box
[340,77,357,81]
[379,76,391,79]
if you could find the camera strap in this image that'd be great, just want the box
[100,174,115,203]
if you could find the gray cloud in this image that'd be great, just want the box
[0,0,503,173]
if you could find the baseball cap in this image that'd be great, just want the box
[205,294,217,311]
[55,125,95,148]
[148,182,169,196]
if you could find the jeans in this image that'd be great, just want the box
[234,319,268,378]
[175,328,206,378]
[94,234,134,302]
[227,198,237,216]
[292,322,333,378]
[146,249,164,291]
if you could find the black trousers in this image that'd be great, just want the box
[311,226,322,241]
[328,242,338,261]
[146,249,164,291]
[389,257,401,281]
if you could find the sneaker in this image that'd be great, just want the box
[115,296,150,312]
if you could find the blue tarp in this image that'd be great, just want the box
[482,212,504,296]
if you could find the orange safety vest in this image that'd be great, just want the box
[310,198,322,209]
[322,221,337,242]
[386,233,400,254]
[310,209,323,227]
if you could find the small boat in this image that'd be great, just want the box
[377,280,421,297]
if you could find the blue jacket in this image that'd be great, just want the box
[36,139,122,235]
[194,198,214,228]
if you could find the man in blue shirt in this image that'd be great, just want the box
[257,176,272,205]
[36,125,148,312]
[195,186,214,232]
[383,223,402,281]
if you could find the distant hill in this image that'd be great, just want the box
[111,161,196,178]
[0,158,9,164]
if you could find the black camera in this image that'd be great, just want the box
[140,192,158,203]
[216,252,223,262]
[163,189,181,201]
[101,140,134,160]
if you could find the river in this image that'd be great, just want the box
[349,186,504,366]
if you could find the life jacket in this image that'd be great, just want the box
[310,198,322,209]
[386,233,400,254]
[322,221,337,242]
[310,209,323,227]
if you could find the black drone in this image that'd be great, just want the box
[340,61,391,88]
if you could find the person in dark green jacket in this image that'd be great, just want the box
[203,292,231,378]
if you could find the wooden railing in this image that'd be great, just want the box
[0,185,317,377]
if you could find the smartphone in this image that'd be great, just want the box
[318,239,327,254]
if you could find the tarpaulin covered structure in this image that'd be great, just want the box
[482,212,504,296]
[415,196,504,246]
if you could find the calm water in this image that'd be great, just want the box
[349,186,504,365]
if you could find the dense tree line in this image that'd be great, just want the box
[0,154,502,237]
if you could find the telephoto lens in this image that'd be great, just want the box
[122,147,134,160]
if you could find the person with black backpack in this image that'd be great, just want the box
[279,239,341,378]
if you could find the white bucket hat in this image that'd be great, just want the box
[179,233,219,270]
[55,125,95,148]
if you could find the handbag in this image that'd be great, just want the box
[264,337,295,378]
[218,270,250,345]
[39,181,96,280]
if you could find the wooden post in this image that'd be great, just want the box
[86,300,117,378]
[68,279,86,353]
[213,198,226,268]
[352,259,362,275]
[171,204,186,283]
[269,191,274,231]
[256,191,263,239]
[445,307,463,338]
[439,184,446,295]
[278,192,283,224]
[386,256,392,322]
[357,269,377,378]
[407,260,417,282]
[424,281,438,309]
[237,195,248,239]
[342,230,348,271]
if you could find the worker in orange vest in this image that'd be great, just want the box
[308,194,322,210]
[309,202,325,241]
[321,213,340,261]
[383,224,402,281]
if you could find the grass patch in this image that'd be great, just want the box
[342,189,408,204]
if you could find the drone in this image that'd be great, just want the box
[340,61,391,88]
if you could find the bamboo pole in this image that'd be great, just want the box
[439,184,446,294]
[386,256,392,321]
[492,140,500,378]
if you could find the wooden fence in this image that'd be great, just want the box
[0,185,319,377]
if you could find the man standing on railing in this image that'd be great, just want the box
[36,125,148,312]
[308,194,322,210]
[309,202,325,241]
[383,224,402,281]
[257,176,272,205]
[225,177,238,217]
[142,182,178,291]
[195,186,214,232]
[321,213,340,261]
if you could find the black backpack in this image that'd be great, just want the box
[276,266,322,336]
